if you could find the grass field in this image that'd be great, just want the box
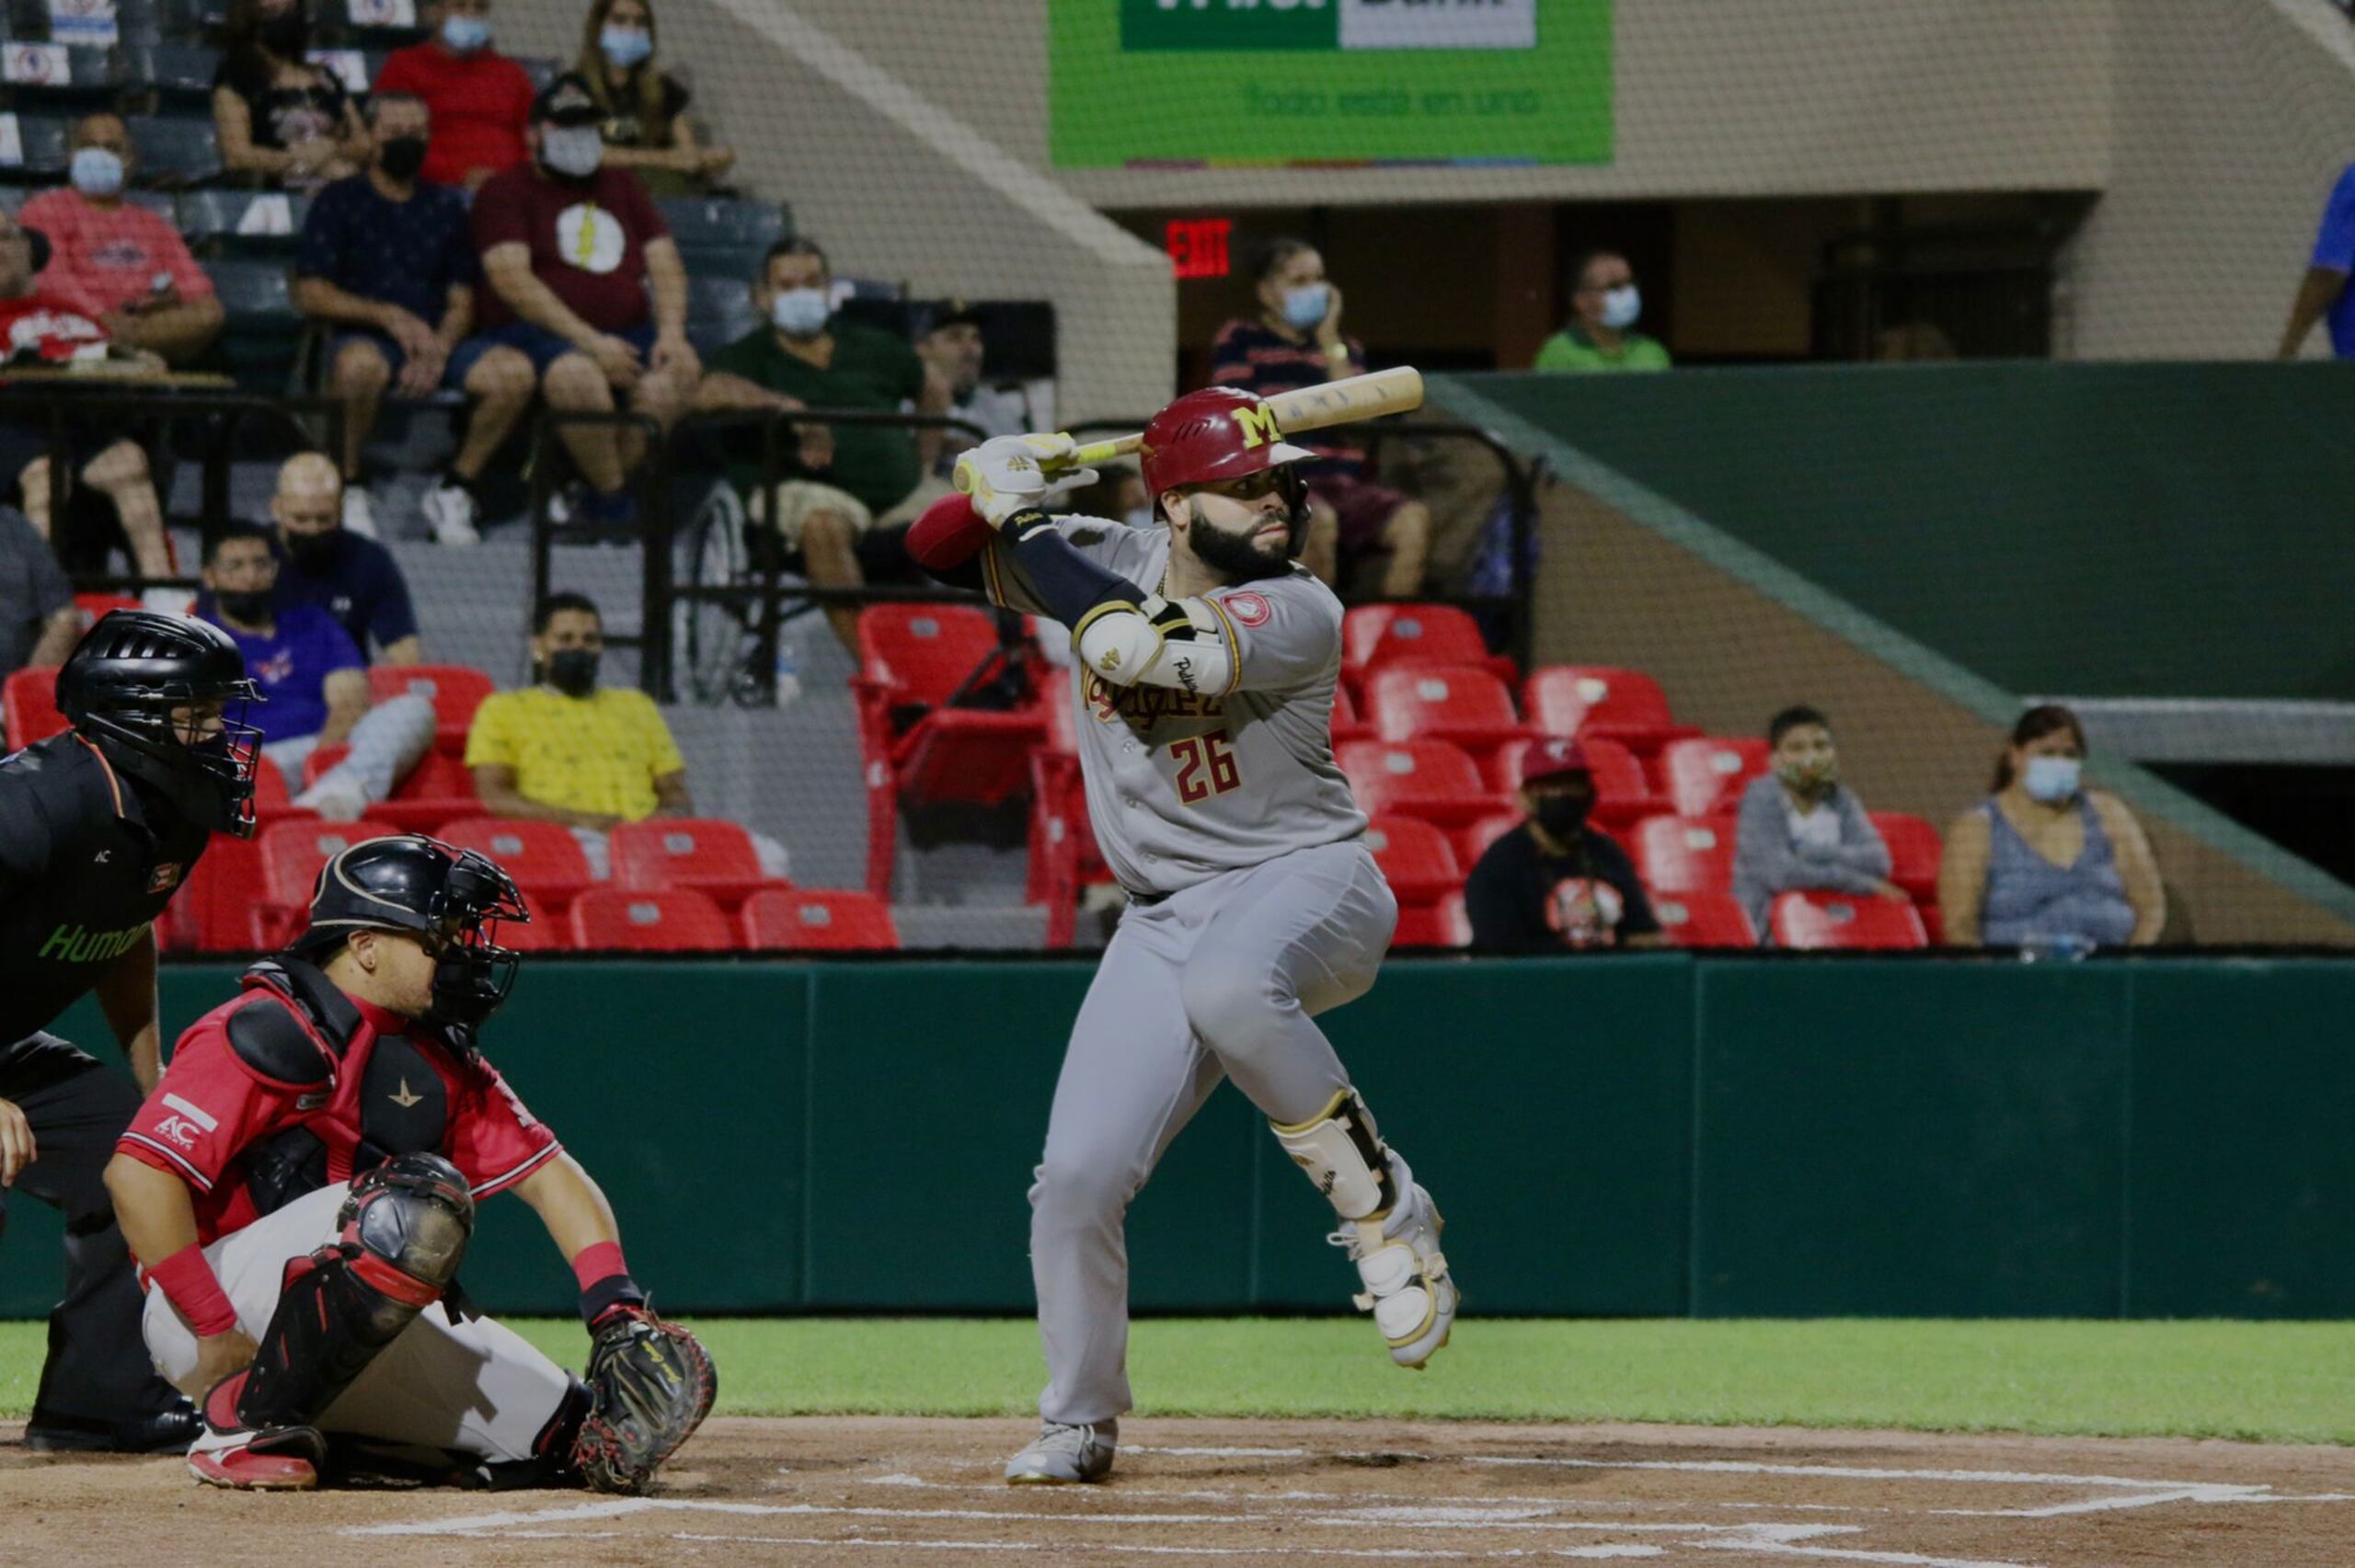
[6,1318,2350,1445]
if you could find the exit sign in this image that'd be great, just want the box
[1166,217,1232,280]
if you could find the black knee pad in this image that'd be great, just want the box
[233,1155,475,1434]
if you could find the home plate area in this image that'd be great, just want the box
[10,1418,2355,1566]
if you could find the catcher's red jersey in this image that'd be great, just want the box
[118,989,560,1245]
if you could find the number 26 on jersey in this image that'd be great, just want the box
[1170,731,1242,806]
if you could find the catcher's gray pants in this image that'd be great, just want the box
[1028,840,1397,1427]
[142,1181,573,1461]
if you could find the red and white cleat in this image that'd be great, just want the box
[187,1373,325,1491]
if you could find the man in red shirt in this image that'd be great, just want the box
[456,74,696,527]
[104,835,712,1491]
[18,114,224,366]
[0,211,178,598]
[371,0,533,191]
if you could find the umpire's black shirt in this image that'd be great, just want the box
[0,732,210,1046]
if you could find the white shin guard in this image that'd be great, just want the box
[1269,1090,1397,1222]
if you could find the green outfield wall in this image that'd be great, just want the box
[6,957,2350,1322]
[1453,364,2355,703]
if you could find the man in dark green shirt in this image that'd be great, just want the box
[695,238,951,655]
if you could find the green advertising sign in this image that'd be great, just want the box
[1051,0,1614,168]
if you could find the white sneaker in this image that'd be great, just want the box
[1332,1183,1458,1369]
[1004,1419,1116,1485]
[340,485,380,539]
[420,478,481,546]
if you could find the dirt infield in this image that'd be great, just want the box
[6,1416,2352,1565]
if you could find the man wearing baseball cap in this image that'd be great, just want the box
[455,73,697,530]
[1465,737,1660,952]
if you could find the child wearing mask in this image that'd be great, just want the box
[1938,704,2166,951]
[1465,737,1660,952]
[1729,704,1901,943]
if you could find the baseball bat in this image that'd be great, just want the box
[1055,365,1425,470]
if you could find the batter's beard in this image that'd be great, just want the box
[1185,500,1300,585]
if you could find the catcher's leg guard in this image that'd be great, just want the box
[191,1153,473,1489]
[1270,1091,1458,1370]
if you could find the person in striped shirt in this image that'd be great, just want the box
[1206,239,1430,601]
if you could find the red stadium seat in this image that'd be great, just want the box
[1872,811,1945,903]
[1632,813,1740,896]
[1453,810,1523,871]
[495,910,573,951]
[608,818,778,906]
[1364,815,1462,905]
[741,887,901,951]
[302,743,477,833]
[1484,735,1655,829]
[1769,890,1927,951]
[367,664,494,753]
[4,666,66,749]
[1329,679,1373,743]
[438,817,598,920]
[254,818,401,948]
[855,604,1047,897]
[1342,604,1511,688]
[1522,666,1696,755]
[1392,892,1470,949]
[1024,666,1110,950]
[1338,739,1501,827]
[72,592,140,630]
[1365,664,1532,750]
[1652,891,1758,948]
[569,887,734,952]
[1660,737,1771,818]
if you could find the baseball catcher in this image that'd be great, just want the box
[103,833,714,1491]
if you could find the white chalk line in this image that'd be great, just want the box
[675,1531,1664,1559]
[858,1471,1892,1514]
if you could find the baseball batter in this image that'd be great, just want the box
[911,386,1459,1485]
[104,834,713,1491]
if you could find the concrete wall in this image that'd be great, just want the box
[2067,0,2355,361]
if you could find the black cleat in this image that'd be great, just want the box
[25,1400,201,1454]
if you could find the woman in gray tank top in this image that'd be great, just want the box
[1937,704,2166,950]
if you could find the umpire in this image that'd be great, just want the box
[1,609,261,1451]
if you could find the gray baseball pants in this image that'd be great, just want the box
[1027,838,1398,1427]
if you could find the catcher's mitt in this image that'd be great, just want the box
[572,1310,717,1494]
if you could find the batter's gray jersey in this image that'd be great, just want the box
[981,515,1365,897]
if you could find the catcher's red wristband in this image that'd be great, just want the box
[150,1243,237,1337]
[571,1241,629,1293]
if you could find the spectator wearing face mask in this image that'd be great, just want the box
[372,0,535,192]
[572,0,733,196]
[1208,238,1430,600]
[261,453,422,664]
[1466,737,1661,953]
[1729,704,1901,943]
[213,0,369,194]
[293,91,529,544]
[195,521,435,820]
[461,74,698,529]
[1535,249,1671,373]
[18,115,224,366]
[1939,704,2166,952]
[694,238,953,658]
[465,591,788,879]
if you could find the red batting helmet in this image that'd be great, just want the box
[1139,387,1318,498]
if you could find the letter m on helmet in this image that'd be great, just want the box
[1235,402,1283,451]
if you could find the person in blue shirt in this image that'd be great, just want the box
[293,91,536,544]
[2280,163,2355,358]
[197,521,434,819]
[266,452,422,664]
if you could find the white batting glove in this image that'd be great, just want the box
[953,433,1099,528]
